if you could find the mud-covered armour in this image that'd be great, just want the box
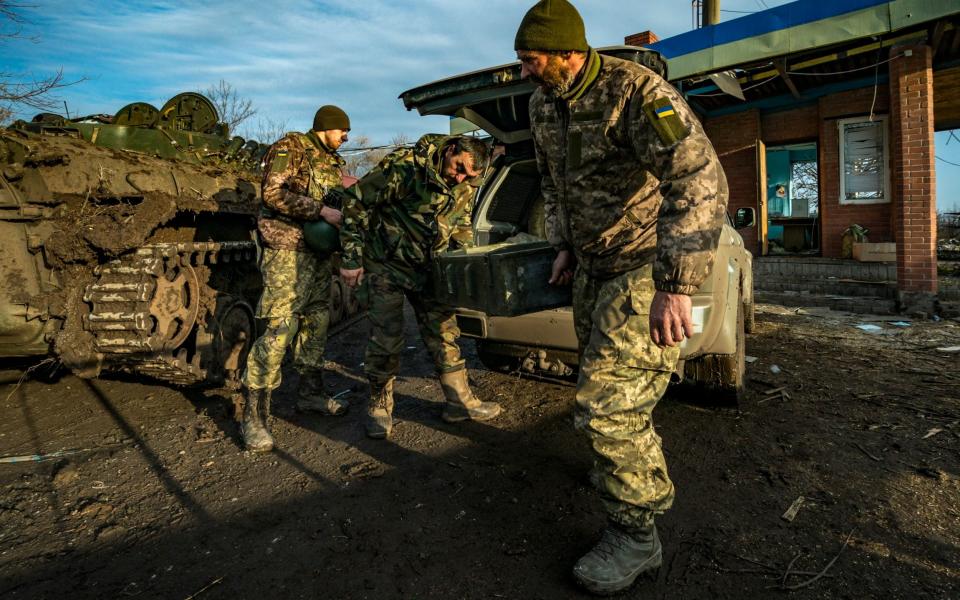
[339,134,476,291]
[259,131,345,251]
[530,51,728,294]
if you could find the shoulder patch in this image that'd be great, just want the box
[270,150,290,173]
[642,97,689,146]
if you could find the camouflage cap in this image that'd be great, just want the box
[514,0,588,52]
[313,105,350,132]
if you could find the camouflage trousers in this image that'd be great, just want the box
[363,271,465,388]
[241,247,331,391]
[573,263,681,530]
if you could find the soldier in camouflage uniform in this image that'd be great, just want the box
[515,0,728,594]
[240,105,353,453]
[339,134,501,439]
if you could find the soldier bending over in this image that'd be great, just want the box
[339,135,501,439]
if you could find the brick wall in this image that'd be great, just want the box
[817,87,893,258]
[760,105,819,145]
[704,110,761,253]
[625,31,659,46]
[890,43,937,294]
[702,86,897,258]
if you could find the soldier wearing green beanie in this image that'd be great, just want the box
[313,105,351,132]
[514,0,588,52]
[238,105,353,453]
[517,0,728,595]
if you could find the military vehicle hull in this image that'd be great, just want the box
[0,93,361,387]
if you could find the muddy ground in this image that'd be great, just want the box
[0,304,958,599]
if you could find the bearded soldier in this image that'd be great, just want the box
[515,1,728,594]
[240,105,352,453]
[339,134,501,439]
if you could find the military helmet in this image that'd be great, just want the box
[303,219,341,255]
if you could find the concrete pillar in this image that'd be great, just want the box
[889,43,938,314]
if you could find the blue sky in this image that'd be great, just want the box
[2,0,958,211]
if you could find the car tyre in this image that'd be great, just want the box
[682,299,745,404]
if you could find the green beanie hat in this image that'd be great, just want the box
[313,105,350,131]
[514,0,588,52]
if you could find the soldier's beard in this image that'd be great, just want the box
[530,57,579,96]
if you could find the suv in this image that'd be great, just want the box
[400,47,754,400]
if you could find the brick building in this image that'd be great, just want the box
[642,0,960,312]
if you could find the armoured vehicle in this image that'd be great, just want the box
[0,92,359,387]
[401,47,755,399]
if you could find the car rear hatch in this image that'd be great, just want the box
[399,46,666,144]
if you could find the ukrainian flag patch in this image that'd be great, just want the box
[270,150,290,173]
[655,105,676,119]
[643,97,689,146]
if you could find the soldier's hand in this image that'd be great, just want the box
[649,291,693,347]
[548,250,575,286]
[340,267,364,288]
[320,206,343,228]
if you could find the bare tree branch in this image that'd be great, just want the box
[239,115,289,145]
[0,1,34,41]
[341,133,412,177]
[203,79,257,133]
[1,1,83,119]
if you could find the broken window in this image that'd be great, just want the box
[838,117,890,204]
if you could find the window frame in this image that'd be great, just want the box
[837,116,891,206]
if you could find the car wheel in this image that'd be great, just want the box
[682,299,745,404]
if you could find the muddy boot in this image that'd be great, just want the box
[440,369,501,423]
[241,388,274,453]
[573,523,662,596]
[296,368,348,416]
[365,379,394,439]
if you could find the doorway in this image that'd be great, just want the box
[763,142,820,255]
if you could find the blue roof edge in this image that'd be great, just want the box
[648,0,890,59]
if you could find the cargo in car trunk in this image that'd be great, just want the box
[432,241,571,317]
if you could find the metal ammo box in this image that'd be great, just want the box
[431,241,572,317]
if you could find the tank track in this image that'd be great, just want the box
[82,241,257,386]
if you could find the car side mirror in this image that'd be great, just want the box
[734,207,756,229]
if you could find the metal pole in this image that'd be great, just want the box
[704,0,720,26]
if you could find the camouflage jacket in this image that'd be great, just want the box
[259,131,345,251]
[530,49,728,294]
[340,134,476,290]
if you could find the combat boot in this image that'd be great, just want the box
[439,369,501,423]
[365,379,394,439]
[296,368,348,415]
[241,388,274,453]
[573,522,662,596]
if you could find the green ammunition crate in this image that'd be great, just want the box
[431,241,572,317]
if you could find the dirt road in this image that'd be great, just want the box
[1,305,958,599]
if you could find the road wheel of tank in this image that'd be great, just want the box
[197,299,255,386]
[329,278,345,325]
[683,299,745,404]
[150,260,201,351]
